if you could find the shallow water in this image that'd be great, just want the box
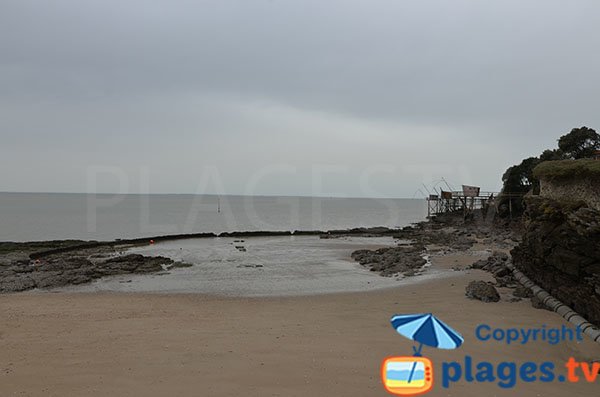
[56,236,450,297]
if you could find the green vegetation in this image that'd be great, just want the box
[500,157,541,215]
[557,126,600,160]
[498,126,600,217]
[533,159,600,180]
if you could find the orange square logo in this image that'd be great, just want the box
[381,356,433,396]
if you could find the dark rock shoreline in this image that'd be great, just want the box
[351,244,427,277]
[350,211,520,277]
[0,227,403,293]
[0,253,179,293]
[2,227,400,261]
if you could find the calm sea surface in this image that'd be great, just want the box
[0,193,427,242]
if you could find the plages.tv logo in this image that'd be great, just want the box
[381,313,464,396]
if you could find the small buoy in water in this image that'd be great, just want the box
[150,239,155,244]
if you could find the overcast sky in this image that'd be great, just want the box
[1,0,599,197]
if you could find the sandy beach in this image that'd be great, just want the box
[3,2,600,395]
[2,251,599,397]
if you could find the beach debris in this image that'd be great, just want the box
[235,246,247,252]
[465,280,500,303]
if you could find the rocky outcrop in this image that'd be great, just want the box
[534,160,600,211]
[511,196,600,325]
[0,254,175,293]
[513,285,533,299]
[465,281,500,303]
[471,251,516,287]
[351,210,519,277]
[351,245,427,277]
[539,177,600,211]
[392,226,477,251]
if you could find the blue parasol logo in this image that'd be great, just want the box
[382,313,464,395]
[391,313,464,356]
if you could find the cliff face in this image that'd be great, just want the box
[539,177,600,211]
[511,196,600,325]
[534,159,600,211]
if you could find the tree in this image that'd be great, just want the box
[502,157,541,195]
[497,125,598,218]
[557,126,600,159]
[499,157,541,216]
[539,149,564,161]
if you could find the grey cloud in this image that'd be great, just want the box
[1,0,599,195]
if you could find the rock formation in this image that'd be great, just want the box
[465,280,501,303]
[0,253,176,293]
[511,196,600,325]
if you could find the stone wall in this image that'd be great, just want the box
[539,176,600,211]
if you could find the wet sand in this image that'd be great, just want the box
[1,253,599,396]
[55,236,412,296]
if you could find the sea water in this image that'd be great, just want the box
[0,193,427,241]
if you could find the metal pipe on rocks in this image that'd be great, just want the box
[507,263,600,343]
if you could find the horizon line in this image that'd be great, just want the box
[0,191,422,200]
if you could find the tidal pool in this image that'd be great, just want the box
[57,235,446,297]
